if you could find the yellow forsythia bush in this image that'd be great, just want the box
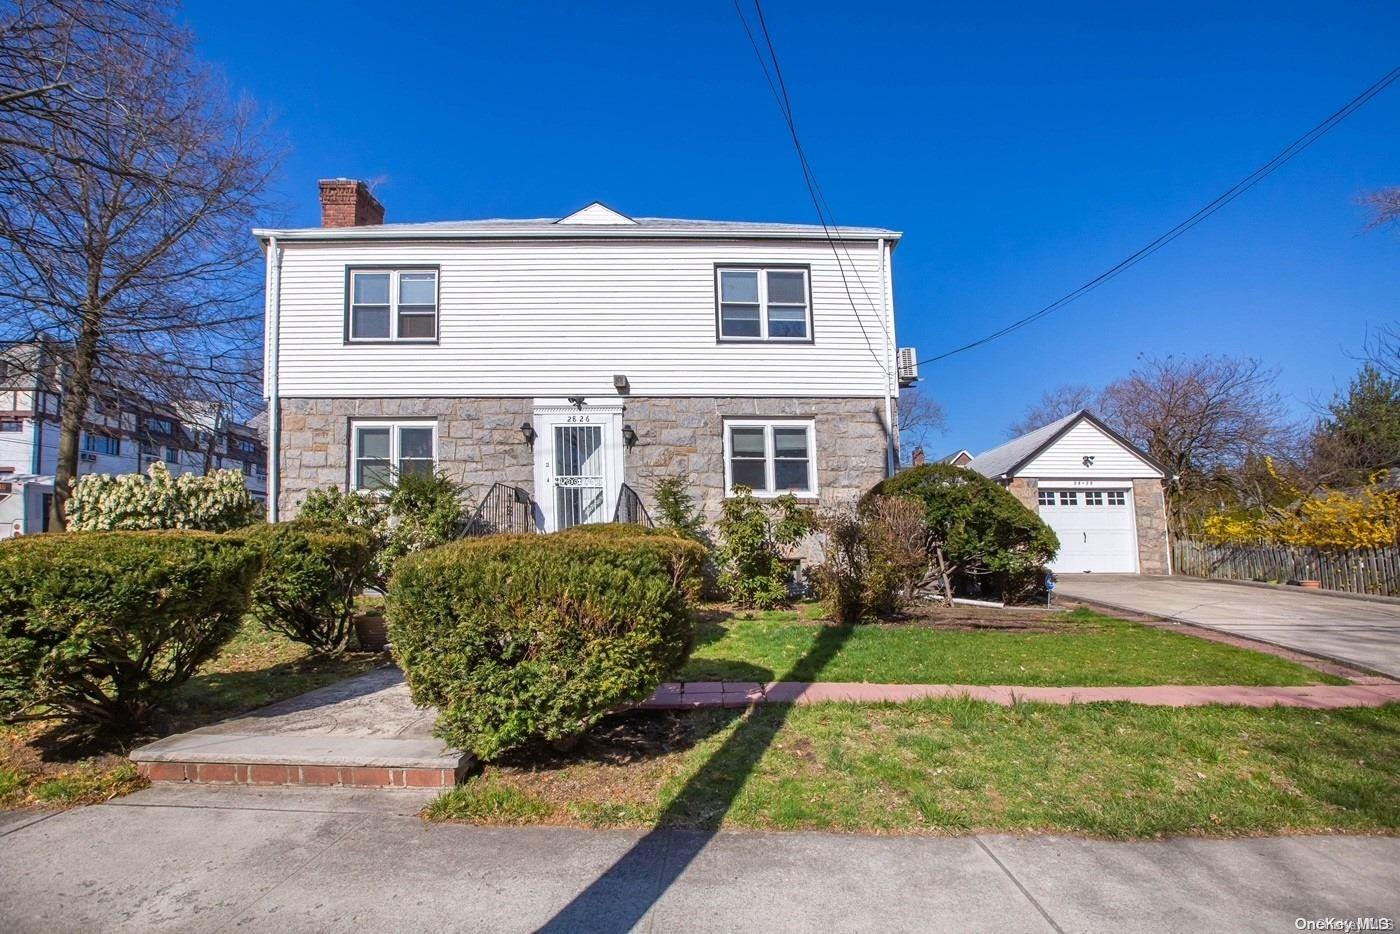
[1201,465,1399,550]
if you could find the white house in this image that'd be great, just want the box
[257,180,911,530]
[966,410,1170,574]
[0,343,267,537]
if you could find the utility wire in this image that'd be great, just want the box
[918,65,1400,366]
[733,0,892,373]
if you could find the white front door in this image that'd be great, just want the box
[532,401,624,531]
[1038,486,1138,573]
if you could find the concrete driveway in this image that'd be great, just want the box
[1054,575,1400,678]
[0,785,1396,932]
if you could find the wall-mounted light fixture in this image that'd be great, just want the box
[520,421,537,445]
[566,396,586,409]
[613,374,629,394]
[621,424,638,448]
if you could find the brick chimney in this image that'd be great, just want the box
[318,178,385,227]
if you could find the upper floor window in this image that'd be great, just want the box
[348,268,438,342]
[229,436,257,456]
[716,267,811,342]
[82,432,120,456]
[350,420,436,491]
[724,419,817,497]
[145,415,174,435]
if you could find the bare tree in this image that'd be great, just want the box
[897,387,946,465]
[1098,355,1285,531]
[1361,186,1400,231]
[1007,384,1097,437]
[0,0,277,528]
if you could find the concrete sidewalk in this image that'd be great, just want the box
[1056,574,1400,678]
[0,785,1395,932]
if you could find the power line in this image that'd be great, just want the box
[732,0,891,373]
[919,65,1400,367]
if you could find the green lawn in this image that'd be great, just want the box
[0,620,383,809]
[425,700,1400,837]
[676,607,1345,686]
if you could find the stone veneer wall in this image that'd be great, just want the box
[276,397,535,518]
[1132,478,1171,575]
[276,395,891,522]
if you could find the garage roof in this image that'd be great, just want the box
[966,410,1167,479]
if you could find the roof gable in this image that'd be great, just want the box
[556,202,636,225]
[967,410,1165,479]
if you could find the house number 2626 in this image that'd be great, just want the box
[565,415,592,423]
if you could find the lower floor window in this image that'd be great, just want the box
[724,419,816,496]
[351,420,436,490]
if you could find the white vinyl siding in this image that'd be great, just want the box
[271,239,892,398]
[723,419,817,497]
[1018,421,1163,479]
[350,420,437,490]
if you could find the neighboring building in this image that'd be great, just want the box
[0,343,267,537]
[937,449,973,467]
[258,180,913,531]
[965,410,1170,574]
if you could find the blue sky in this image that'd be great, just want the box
[184,0,1399,454]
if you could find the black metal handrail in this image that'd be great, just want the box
[612,482,653,528]
[458,482,536,537]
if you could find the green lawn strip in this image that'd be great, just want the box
[1,620,381,809]
[425,701,1400,837]
[678,608,1345,687]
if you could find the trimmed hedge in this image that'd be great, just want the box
[387,530,706,760]
[240,520,376,652]
[0,531,261,735]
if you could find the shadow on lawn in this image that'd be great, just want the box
[536,622,855,933]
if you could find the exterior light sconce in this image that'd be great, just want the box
[622,424,638,448]
[613,374,630,394]
[520,421,537,445]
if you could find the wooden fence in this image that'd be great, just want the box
[1172,538,1400,596]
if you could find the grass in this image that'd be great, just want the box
[0,619,383,810]
[677,606,1346,687]
[425,700,1400,838]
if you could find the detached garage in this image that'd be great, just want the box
[966,410,1171,575]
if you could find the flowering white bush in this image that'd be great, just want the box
[66,461,261,532]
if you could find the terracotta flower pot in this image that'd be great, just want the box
[1297,579,1322,590]
[354,610,390,652]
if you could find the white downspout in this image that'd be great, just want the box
[878,237,896,476]
[265,236,282,523]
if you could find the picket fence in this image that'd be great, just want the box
[1172,538,1400,596]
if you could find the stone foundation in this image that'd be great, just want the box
[275,395,891,523]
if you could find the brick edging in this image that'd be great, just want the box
[136,761,461,788]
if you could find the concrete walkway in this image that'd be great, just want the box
[0,784,1394,932]
[641,680,1400,709]
[1054,574,1400,678]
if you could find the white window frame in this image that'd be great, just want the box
[1037,490,1055,506]
[723,418,818,498]
[1084,490,1104,506]
[349,419,438,492]
[716,267,812,342]
[348,268,439,343]
[1106,490,1127,506]
[1058,491,1078,506]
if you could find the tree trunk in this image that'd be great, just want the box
[50,308,101,531]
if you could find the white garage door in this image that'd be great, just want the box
[1037,488,1137,573]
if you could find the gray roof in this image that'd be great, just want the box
[254,211,901,243]
[965,410,1086,478]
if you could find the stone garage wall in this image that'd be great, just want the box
[275,395,891,523]
[1132,478,1171,575]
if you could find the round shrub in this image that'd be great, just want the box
[239,520,376,653]
[0,530,261,736]
[868,464,1059,594]
[387,531,707,760]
